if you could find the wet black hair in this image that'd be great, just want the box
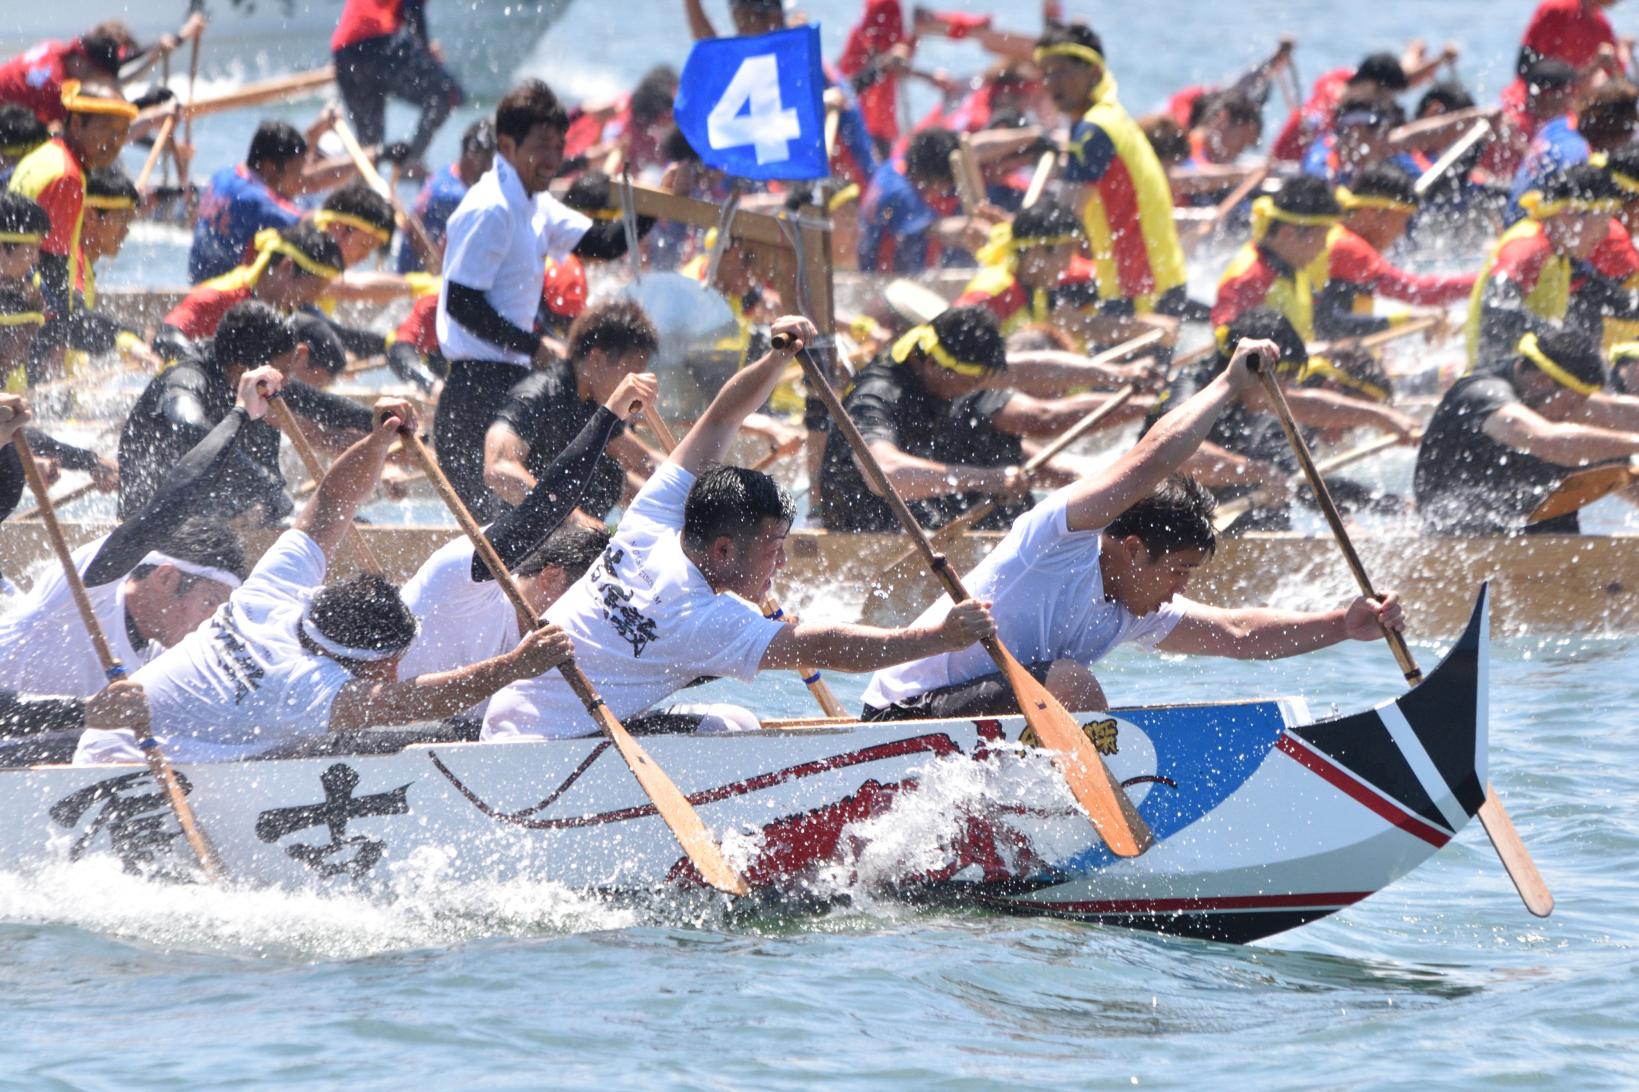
[306,573,419,663]
[292,314,348,375]
[274,222,345,278]
[1578,80,1639,149]
[322,180,396,245]
[1105,474,1217,560]
[1518,328,1606,392]
[0,286,40,319]
[496,79,569,143]
[682,465,796,553]
[514,522,612,579]
[660,126,700,165]
[1215,307,1308,374]
[630,66,680,126]
[1540,162,1628,204]
[1348,162,1419,207]
[568,299,658,362]
[1036,23,1106,64]
[905,128,960,183]
[1142,116,1191,164]
[461,118,497,157]
[1350,52,1408,91]
[1416,81,1475,116]
[246,120,308,171]
[213,301,297,367]
[1603,142,1639,186]
[929,304,1008,374]
[130,517,250,585]
[0,104,47,156]
[0,192,50,238]
[1010,199,1083,243]
[85,165,139,204]
[1271,175,1342,218]
[1524,58,1578,94]
[78,21,136,77]
[562,170,613,213]
[1200,91,1263,129]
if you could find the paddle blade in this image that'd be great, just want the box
[998,652,1154,858]
[1529,464,1637,525]
[1478,785,1553,917]
[601,717,751,896]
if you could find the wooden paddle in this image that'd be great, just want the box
[398,429,751,895]
[783,332,1153,858]
[1414,118,1492,198]
[13,479,100,523]
[640,407,848,719]
[180,5,204,215]
[1309,316,1439,358]
[1528,459,1639,525]
[330,115,443,275]
[1021,150,1057,209]
[1252,358,1554,917]
[870,385,1137,599]
[1211,433,1400,533]
[11,431,223,880]
[1187,165,1269,246]
[264,392,385,575]
[134,67,334,130]
[135,108,180,195]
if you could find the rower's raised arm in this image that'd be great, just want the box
[668,315,817,475]
[1063,340,1270,533]
[294,398,419,562]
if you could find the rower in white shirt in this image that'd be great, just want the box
[75,374,574,766]
[861,334,1408,721]
[481,315,999,742]
[397,369,657,723]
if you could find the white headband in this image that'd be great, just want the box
[298,613,412,662]
[142,551,242,590]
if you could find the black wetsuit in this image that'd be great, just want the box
[492,359,628,523]
[1413,373,1578,535]
[817,356,1021,532]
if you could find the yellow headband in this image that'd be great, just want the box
[2,143,40,158]
[1299,355,1390,402]
[0,232,42,245]
[1519,190,1623,219]
[828,182,860,213]
[0,311,46,327]
[59,80,138,120]
[1251,195,1339,242]
[314,209,392,245]
[584,207,622,221]
[1034,43,1105,69]
[1518,331,1600,395]
[891,324,994,378]
[251,228,342,282]
[975,221,1080,267]
[1335,186,1416,215]
[84,193,136,211]
[1610,339,1639,363]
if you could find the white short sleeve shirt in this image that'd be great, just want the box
[862,487,1190,709]
[74,530,353,765]
[435,156,592,365]
[397,535,520,718]
[482,463,786,740]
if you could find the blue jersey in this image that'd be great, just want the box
[1506,116,1590,226]
[857,160,961,274]
[188,164,302,283]
[396,162,468,273]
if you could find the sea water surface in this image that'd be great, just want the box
[3,2,1639,1088]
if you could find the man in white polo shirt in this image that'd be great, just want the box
[861,336,1407,721]
[482,315,998,741]
[435,77,643,519]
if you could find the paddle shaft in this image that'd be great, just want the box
[136,110,179,193]
[14,479,99,522]
[265,394,385,575]
[640,407,847,718]
[1253,367,1422,684]
[1311,316,1438,357]
[399,430,751,896]
[12,433,223,879]
[1414,118,1492,197]
[182,15,202,195]
[1190,165,1268,242]
[785,334,1153,856]
[1213,433,1401,531]
[330,115,443,274]
[1022,150,1056,209]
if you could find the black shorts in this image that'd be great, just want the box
[861,662,1054,722]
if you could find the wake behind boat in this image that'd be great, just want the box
[0,589,1491,946]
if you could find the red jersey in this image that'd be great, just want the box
[332,0,407,52]
[837,0,905,146]
[1271,67,1350,163]
[162,280,253,341]
[7,137,84,258]
[0,39,74,125]
[1591,218,1639,280]
[393,293,440,355]
[1522,0,1618,69]
[1318,224,1477,307]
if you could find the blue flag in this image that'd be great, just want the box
[673,26,828,181]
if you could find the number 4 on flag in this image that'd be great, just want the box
[674,25,829,181]
[709,55,802,165]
